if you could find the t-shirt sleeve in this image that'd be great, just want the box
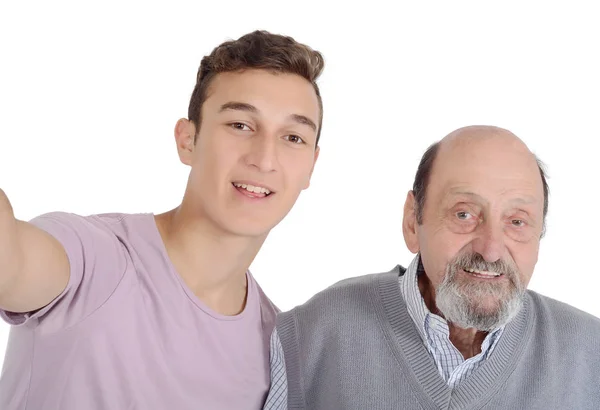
[0,212,128,330]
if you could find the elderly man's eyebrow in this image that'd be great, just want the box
[448,189,486,202]
[448,189,539,207]
[507,196,538,205]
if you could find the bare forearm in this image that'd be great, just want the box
[0,189,24,300]
[0,188,69,312]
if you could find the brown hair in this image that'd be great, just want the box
[412,141,550,237]
[187,30,325,145]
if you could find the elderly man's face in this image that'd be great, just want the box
[403,128,545,330]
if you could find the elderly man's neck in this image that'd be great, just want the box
[447,324,487,359]
[418,273,488,360]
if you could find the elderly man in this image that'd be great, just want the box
[263,125,600,409]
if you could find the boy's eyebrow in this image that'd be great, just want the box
[220,101,317,132]
[290,114,317,132]
[219,101,258,113]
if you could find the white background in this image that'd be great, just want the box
[1,1,599,369]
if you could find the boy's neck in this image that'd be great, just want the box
[154,207,267,316]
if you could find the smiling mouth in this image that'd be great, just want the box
[462,267,503,278]
[232,182,273,197]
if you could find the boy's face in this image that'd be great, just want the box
[176,69,320,238]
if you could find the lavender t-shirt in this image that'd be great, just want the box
[0,212,278,410]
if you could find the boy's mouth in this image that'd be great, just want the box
[232,182,273,197]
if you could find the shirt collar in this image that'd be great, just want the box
[400,255,431,343]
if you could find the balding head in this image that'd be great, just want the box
[412,125,549,235]
[441,125,525,147]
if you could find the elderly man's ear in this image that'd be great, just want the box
[402,190,420,254]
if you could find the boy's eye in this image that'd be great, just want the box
[230,122,251,131]
[284,135,304,144]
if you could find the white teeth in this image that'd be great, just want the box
[464,268,501,277]
[233,182,271,195]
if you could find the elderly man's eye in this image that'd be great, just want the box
[456,211,472,220]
